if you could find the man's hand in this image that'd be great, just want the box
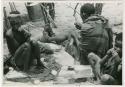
[74,22,81,29]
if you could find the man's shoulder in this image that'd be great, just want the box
[81,23,94,30]
[85,15,108,24]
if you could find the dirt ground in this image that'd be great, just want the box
[3,2,123,86]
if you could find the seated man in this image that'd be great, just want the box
[74,3,113,65]
[88,33,122,85]
[5,14,45,72]
[44,4,113,66]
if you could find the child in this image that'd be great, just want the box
[88,33,122,85]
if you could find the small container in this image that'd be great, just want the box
[68,66,74,71]
[31,78,40,85]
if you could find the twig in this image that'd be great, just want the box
[65,4,80,16]
[73,3,79,16]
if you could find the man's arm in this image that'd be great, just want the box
[5,29,20,55]
[105,21,113,49]
[18,25,31,41]
[70,31,80,49]
[107,28,113,49]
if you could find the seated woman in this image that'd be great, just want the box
[88,33,122,85]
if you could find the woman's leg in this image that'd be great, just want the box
[88,52,101,80]
[100,74,117,85]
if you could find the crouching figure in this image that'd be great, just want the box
[88,33,122,85]
[5,14,45,72]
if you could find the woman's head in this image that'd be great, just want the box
[115,32,122,48]
[115,32,122,58]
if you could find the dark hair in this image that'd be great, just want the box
[8,15,23,27]
[115,32,122,48]
[115,32,122,41]
[80,3,95,15]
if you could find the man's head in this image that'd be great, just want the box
[8,14,22,30]
[114,32,122,57]
[80,3,95,21]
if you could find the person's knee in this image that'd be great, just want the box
[5,30,13,39]
[88,52,97,61]
[88,52,95,59]
[88,52,101,62]
[100,74,116,85]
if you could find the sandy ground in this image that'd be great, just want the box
[3,2,123,86]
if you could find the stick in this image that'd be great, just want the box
[65,4,80,16]
[9,2,13,12]
[73,3,79,16]
[40,4,57,28]
[12,2,17,11]
[73,3,79,22]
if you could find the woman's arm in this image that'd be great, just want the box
[100,54,110,65]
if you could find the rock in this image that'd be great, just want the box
[54,77,69,84]
[53,50,75,66]
[5,70,27,79]
[73,65,93,78]
[51,70,58,76]
[45,43,75,66]
[58,70,75,78]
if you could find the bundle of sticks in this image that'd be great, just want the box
[9,2,20,14]
[40,3,57,28]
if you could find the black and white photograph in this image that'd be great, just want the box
[3,1,123,86]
